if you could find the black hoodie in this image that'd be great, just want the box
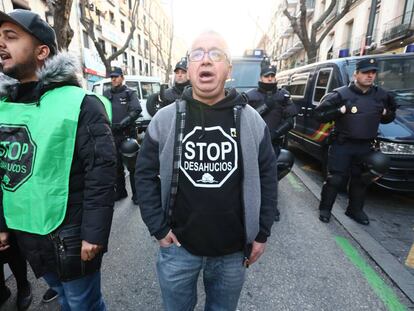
[172,88,245,256]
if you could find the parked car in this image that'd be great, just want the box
[92,75,161,131]
[276,53,414,192]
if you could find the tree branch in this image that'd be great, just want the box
[313,0,337,30]
[316,0,353,47]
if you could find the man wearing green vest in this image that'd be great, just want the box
[0,9,116,311]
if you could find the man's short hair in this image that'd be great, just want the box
[188,30,232,64]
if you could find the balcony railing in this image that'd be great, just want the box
[381,10,414,44]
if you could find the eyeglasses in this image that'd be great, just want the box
[187,48,228,62]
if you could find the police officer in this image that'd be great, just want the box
[146,57,190,112]
[313,58,396,225]
[246,58,298,221]
[104,67,142,204]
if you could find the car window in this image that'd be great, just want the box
[225,59,261,92]
[288,72,310,98]
[103,82,111,94]
[376,57,414,107]
[125,81,139,93]
[141,82,161,100]
[344,57,414,106]
[313,69,333,104]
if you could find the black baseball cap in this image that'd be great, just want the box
[356,58,378,72]
[261,64,276,76]
[174,58,187,72]
[109,67,123,77]
[0,9,58,55]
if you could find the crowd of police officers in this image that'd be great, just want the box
[108,55,396,226]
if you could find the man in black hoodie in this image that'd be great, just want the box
[136,31,277,310]
[0,10,116,311]
[146,57,190,112]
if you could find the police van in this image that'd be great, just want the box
[225,49,266,92]
[276,53,414,192]
[92,75,161,131]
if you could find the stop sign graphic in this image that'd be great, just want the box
[180,126,238,188]
[0,125,37,192]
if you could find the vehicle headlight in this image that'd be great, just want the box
[379,141,414,155]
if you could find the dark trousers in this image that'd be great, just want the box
[319,140,372,212]
[114,133,136,198]
[0,233,28,292]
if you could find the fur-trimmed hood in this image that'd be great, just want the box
[0,52,82,99]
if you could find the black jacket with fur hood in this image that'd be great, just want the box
[0,53,117,278]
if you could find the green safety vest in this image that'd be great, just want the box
[0,85,112,235]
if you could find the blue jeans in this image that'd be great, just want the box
[157,245,246,311]
[43,271,106,311]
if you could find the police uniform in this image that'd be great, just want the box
[313,58,396,224]
[103,67,142,203]
[146,58,190,114]
[246,64,298,154]
[246,62,298,221]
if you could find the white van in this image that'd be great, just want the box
[92,75,161,131]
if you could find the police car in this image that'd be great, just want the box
[276,53,414,193]
[225,49,266,92]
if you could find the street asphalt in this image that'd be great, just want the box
[1,169,413,310]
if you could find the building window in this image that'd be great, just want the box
[83,31,89,49]
[145,63,149,75]
[99,39,106,54]
[112,45,117,55]
[131,56,136,69]
[121,20,125,33]
[139,60,143,73]
[109,11,115,24]
[138,34,141,47]
[123,52,128,65]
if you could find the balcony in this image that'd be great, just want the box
[381,11,414,45]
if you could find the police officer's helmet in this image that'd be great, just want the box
[276,149,295,181]
[364,151,390,175]
[120,138,140,158]
[260,57,276,76]
[174,57,188,72]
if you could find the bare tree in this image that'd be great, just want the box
[79,0,139,75]
[283,0,354,63]
[45,0,74,50]
[144,1,174,83]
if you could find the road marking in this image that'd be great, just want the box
[405,243,414,269]
[335,236,408,311]
[286,173,304,192]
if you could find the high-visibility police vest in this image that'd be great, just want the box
[0,85,111,234]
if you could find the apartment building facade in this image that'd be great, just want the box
[266,0,414,71]
[1,0,181,88]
